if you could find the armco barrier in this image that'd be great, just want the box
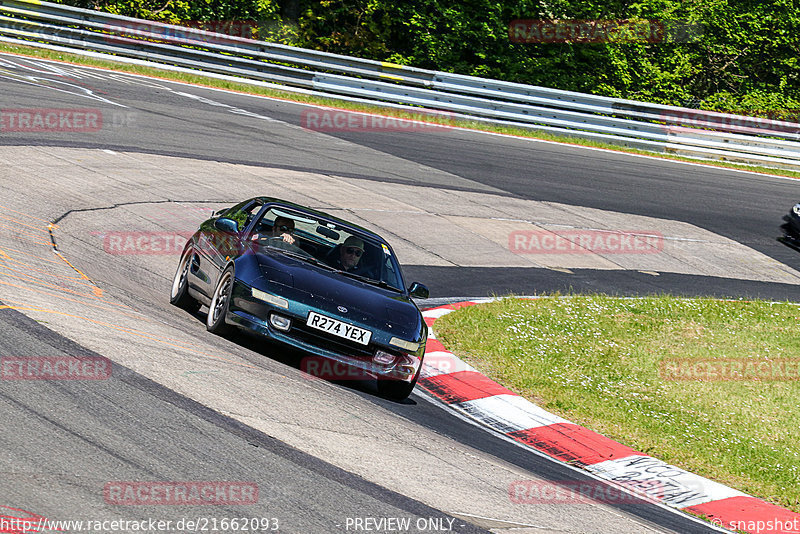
[2,0,800,170]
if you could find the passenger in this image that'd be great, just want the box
[333,236,365,273]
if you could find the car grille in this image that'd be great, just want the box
[290,321,375,360]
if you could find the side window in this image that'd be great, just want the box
[225,201,262,232]
[253,209,279,236]
[383,257,400,288]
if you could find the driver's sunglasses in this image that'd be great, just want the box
[277,224,294,233]
[345,247,362,257]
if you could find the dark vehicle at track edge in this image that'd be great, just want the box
[782,203,800,237]
[780,203,800,250]
[169,197,429,400]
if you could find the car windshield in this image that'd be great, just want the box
[250,206,405,291]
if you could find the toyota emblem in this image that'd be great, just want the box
[337,306,348,313]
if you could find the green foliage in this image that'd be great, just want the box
[54,0,800,111]
[289,0,800,112]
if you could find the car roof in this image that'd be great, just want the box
[253,197,387,243]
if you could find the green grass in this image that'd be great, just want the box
[433,295,800,512]
[2,40,800,181]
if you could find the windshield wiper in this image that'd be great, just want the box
[338,271,401,292]
[274,249,338,271]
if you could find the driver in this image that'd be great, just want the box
[270,216,295,245]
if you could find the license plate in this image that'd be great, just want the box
[307,311,372,345]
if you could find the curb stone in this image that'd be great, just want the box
[418,300,800,534]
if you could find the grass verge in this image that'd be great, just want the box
[433,295,800,512]
[1,40,799,181]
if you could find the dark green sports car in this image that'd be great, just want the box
[169,197,429,400]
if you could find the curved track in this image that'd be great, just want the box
[2,54,798,299]
[1,52,796,533]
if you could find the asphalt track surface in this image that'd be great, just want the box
[1,55,798,299]
[0,304,487,534]
[1,52,796,533]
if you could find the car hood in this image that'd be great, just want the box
[255,252,421,336]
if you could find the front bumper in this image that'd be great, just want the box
[227,283,424,383]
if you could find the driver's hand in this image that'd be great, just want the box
[280,233,295,245]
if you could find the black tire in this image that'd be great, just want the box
[170,245,201,313]
[377,370,420,401]
[206,266,234,335]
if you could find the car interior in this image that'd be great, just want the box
[247,208,402,290]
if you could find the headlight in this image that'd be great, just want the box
[251,288,289,309]
[389,337,420,352]
[793,204,800,216]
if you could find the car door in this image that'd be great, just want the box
[194,200,262,298]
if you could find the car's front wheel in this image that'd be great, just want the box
[170,245,201,313]
[207,266,234,335]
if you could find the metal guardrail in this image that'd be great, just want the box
[2,0,800,171]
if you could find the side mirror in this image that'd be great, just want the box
[408,282,429,299]
[214,217,239,234]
